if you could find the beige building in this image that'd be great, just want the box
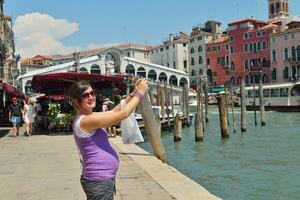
[0,0,15,84]
[188,20,222,88]
[270,21,300,83]
[149,33,189,73]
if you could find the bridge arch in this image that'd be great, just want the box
[148,69,157,81]
[158,72,167,82]
[91,64,101,74]
[179,77,188,87]
[169,75,178,86]
[79,67,89,73]
[125,64,135,76]
[137,67,146,77]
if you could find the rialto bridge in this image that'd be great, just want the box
[17,47,189,93]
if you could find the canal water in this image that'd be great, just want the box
[137,106,300,200]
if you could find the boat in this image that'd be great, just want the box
[240,81,300,112]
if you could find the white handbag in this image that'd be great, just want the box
[120,100,144,144]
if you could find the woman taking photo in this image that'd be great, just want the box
[68,78,148,200]
[23,98,35,136]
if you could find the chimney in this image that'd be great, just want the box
[169,34,174,42]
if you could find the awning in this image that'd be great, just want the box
[37,95,66,101]
[209,87,225,93]
[31,73,127,95]
[0,82,26,98]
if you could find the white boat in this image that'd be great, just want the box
[240,81,300,112]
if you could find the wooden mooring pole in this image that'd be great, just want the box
[217,95,229,138]
[174,113,182,142]
[195,76,204,141]
[241,79,247,132]
[230,87,236,133]
[164,82,171,131]
[204,80,209,123]
[253,82,257,126]
[259,78,266,126]
[139,93,167,162]
[184,83,190,126]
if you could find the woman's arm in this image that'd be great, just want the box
[80,79,148,133]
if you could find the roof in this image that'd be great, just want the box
[114,44,153,51]
[17,55,100,80]
[207,35,228,44]
[228,18,267,26]
[31,73,126,95]
[260,23,279,30]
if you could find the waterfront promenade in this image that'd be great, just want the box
[0,131,220,200]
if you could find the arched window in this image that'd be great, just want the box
[272,68,277,80]
[191,57,195,66]
[231,76,235,85]
[231,61,235,70]
[190,48,195,54]
[79,67,88,73]
[245,75,249,84]
[237,76,242,85]
[272,50,277,61]
[191,69,195,76]
[199,56,203,64]
[90,64,101,74]
[198,45,202,52]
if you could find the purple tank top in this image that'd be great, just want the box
[73,116,119,181]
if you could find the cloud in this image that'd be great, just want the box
[14,12,80,57]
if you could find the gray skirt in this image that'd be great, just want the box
[80,175,115,200]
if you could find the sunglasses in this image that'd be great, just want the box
[81,90,96,100]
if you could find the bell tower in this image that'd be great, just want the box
[268,0,290,20]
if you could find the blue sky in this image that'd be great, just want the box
[4,0,300,57]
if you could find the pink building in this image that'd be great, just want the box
[227,18,280,86]
[270,21,300,83]
[206,35,229,86]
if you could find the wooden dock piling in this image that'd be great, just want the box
[230,87,237,133]
[241,79,247,132]
[138,93,167,162]
[204,81,209,123]
[259,79,266,126]
[174,113,182,142]
[217,95,229,138]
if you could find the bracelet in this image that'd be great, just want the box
[128,93,134,98]
[134,91,144,101]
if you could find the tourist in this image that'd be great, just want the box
[23,98,35,136]
[68,78,148,200]
[8,96,23,137]
[102,97,116,137]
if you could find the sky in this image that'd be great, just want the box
[4,0,300,58]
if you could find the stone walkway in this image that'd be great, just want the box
[0,133,220,200]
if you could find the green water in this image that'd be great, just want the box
[137,106,300,200]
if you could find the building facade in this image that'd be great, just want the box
[188,20,221,88]
[270,21,300,83]
[149,33,189,73]
[227,18,279,86]
[0,0,15,84]
[206,35,229,86]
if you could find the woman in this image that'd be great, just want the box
[23,98,35,136]
[69,78,148,200]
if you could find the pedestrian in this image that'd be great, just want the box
[8,96,23,137]
[68,78,148,200]
[23,98,35,136]
[102,97,116,137]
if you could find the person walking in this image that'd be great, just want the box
[8,96,23,137]
[23,98,35,136]
[69,78,148,200]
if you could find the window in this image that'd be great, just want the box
[183,43,187,47]
[292,46,296,61]
[226,45,229,50]
[127,52,130,57]
[207,58,211,65]
[173,61,176,69]
[284,48,289,60]
[249,33,253,38]
[207,47,211,52]
[291,33,295,40]
[198,45,202,52]
[190,38,194,43]
[262,32,266,36]
[244,33,249,39]
[198,36,202,41]
[253,43,257,52]
[249,43,253,52]
[283,67,289,79]
[272,50,277,62]
[256,32,261,37]
[191,57,195,66]
[217,57,221,64]
[231,61,235,70]
[212,46,217,51]
[263,89,270,97]
[257,42,261,51]
[245,60,249,69]
[284,35,288,41]
[280,88,288,97]
[217,46,221,51]
[244,43,248,52]
[230,46,234,54]
[199,56,203,64]
[228,25,237,31]
[297,46,300,61]
[190,48,195,54]
[262,41,266,49]
[230,36,234,41]
[272,68,277,80]
[270,89,279,97]
[272,37,276,43]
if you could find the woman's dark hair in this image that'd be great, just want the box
[69,80,91,103]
